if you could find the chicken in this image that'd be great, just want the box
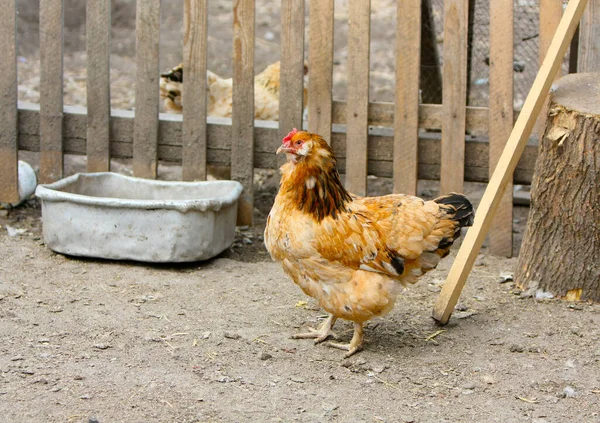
[264,129,474,357]
[159,61,308,120]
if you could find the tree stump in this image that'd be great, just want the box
[515,72,600,302]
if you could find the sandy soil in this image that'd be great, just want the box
[1,193,599,423]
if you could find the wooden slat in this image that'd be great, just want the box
[279,0,305,161]
[231,0,255,226]
[578,0,600,71]
[488,0,514,257]
[433,0,588,325]
[345,0,371,196]
[393,0,421,195]
[182,0,208,181]
[440,0,468,195]
[16,104,539,185]
[535,0,563,137]
[39,0,64,183]
[86,0,111,173]
[0,0,18,203]
[307,0,334,142]
[133,0,161,179]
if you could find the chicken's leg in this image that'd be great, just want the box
[292,314,338,344]
[327,322,364,358]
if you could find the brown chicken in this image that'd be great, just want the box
[159,61,308,120]
[264,129,474,357]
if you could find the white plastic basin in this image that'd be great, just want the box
[35,172,243,262]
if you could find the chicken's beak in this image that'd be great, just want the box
[276,145,293,155]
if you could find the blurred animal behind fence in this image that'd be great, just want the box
[159,61,308,121]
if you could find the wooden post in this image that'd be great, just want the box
[393,0,421,196]
[133,0,161,179]
[0,0,18,203]
[345,0,371,196]
[279,0,305,160]
[182,0,208,181]
[488,0,514,257]
[86,0,111,173]
[307,0,334,143]
[432,0,588,325]
[39,0,64,184]
[578,0,600,71]
[440,0,468,195]
[231,0,255,226]
[515,72,600,302]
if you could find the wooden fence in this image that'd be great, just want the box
[1,0,598,257]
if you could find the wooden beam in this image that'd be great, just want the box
[307,0,334,142]
[0,0,18,203]
[578,0,600,71]
[39,0,64,183]
[393,0,421,195]
[488,0,514,257]
[86,0,111,173]
[16,104,539,185]
[432,0,589,325]
[182,0,208,181]
[133,0,161,179]
[231,0,255,225]
[440,0,468,194]
[345,0,371,196]
[331,101,504,134]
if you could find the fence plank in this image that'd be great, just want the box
[0,0,18,203]
[39,0,64,183]
[488,0,514,257]
[182,0,208,181]
[86,0,111,173]
[133,0,161,179]
[231,0,255,226]
[578,0,600,71]
[440,0,468,195]
[393,0,421,195]
[345,0,371,196]
[535,0,563,137]
[279,0,305,159]
[307,0,334,142]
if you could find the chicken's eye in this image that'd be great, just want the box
[295,140,302,146]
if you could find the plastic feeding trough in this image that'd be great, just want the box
[35,173,243,262]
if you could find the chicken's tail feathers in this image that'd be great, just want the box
[434,193,474,229]
[431,193,475,252]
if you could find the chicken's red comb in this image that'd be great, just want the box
[283,128,298,144]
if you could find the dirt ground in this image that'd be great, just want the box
[1,195,600,423]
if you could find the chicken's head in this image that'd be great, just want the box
[277,128,333,164]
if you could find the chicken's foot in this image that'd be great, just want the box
[292,314,338,344]
[327,322,364,358]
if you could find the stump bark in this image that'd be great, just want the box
[515,72,600,302]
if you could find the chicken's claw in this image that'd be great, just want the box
[326,341,363,358]
[291,315,338,344]
[326,321,364,358]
